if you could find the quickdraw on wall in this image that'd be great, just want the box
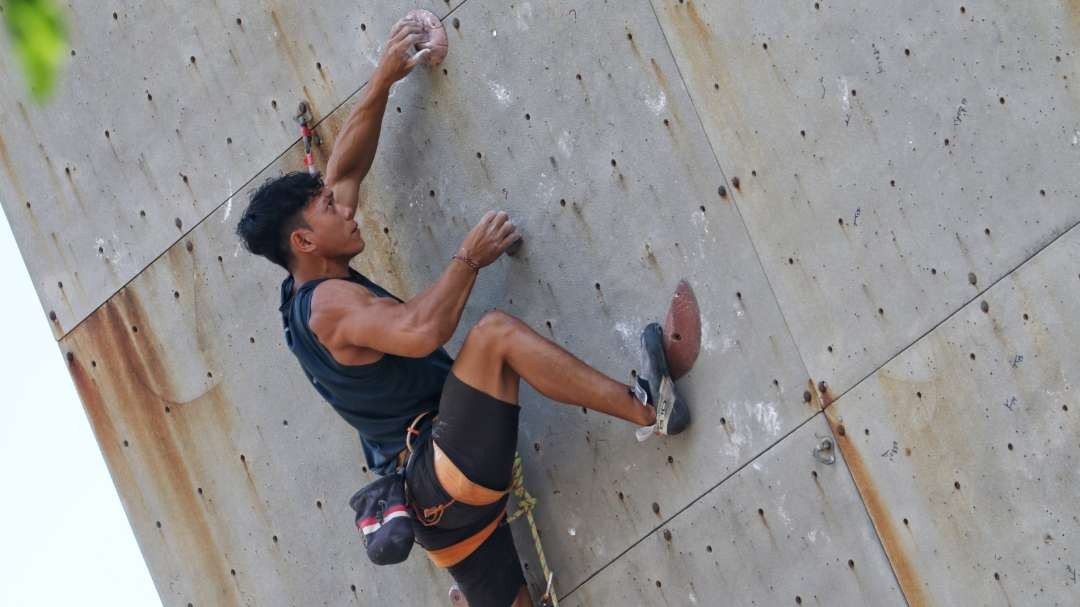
[294,101,318,176]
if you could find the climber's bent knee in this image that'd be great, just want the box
[463,310,525,360]
[453,310,523,405]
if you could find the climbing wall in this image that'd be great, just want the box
[1,1,1077,605]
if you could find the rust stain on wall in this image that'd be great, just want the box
[650,58,671,99]
[1067,0,1080,33]
[816,379,835,407]
[682,1,715,42]
[352,206,412,299]
[826,408,929,607]
[0,131,25,200]
[63,288,240,605]
[269,9,309,87]
[664,0,753,153]
[800,379,826,410]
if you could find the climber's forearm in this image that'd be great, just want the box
[324,69,393,186]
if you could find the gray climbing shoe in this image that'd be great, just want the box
[632,322,691,439]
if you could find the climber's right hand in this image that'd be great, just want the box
[375,17,431,84]
[458,211,521,269]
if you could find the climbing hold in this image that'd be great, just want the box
[505,236,524,257]
[405,10,448,66]
[662,279,701,380]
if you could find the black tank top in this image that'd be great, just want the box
[278,268,453,475]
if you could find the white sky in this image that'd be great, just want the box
[0,209,161,606]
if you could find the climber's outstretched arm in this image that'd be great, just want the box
[325,16,432,216]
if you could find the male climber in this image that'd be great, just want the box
[236,16,689,607]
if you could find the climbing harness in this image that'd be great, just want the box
[294,101,318,176]
[400,412,460,528]
[506,452,558,606]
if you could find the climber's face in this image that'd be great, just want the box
[292,185,365,262]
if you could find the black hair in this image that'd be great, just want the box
[235,171,324,271]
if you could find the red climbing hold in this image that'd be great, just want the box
[663,279,701,380]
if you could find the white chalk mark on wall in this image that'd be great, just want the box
[488,80,512,106]
[838,77,850,113]
[222,180,234,223]
[614,319,638,354]
[558,130,574,158]
[644,90,666,116]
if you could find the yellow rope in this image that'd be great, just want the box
[506,452,558,606]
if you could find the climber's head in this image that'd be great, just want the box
[236,171,365,272]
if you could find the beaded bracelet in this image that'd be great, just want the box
[451,254,480,272]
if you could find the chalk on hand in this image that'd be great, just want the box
[405,9,448,66]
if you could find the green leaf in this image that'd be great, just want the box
[3,0,68,104]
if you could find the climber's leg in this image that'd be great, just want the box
[449,310,655,426]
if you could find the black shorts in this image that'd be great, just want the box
[406,371,525,607]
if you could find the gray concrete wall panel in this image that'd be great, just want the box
[651,0,1080,396]
[327,0,824,595]
[59,216,458,606]
[8,0,1077,604]
[825,225,1080,606]
[569,414,904,606]
[53,0,824,602]
[0,0,456,338]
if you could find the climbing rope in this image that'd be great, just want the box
[506,452,558,606]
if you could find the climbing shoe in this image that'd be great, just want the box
[632,322,691,440]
